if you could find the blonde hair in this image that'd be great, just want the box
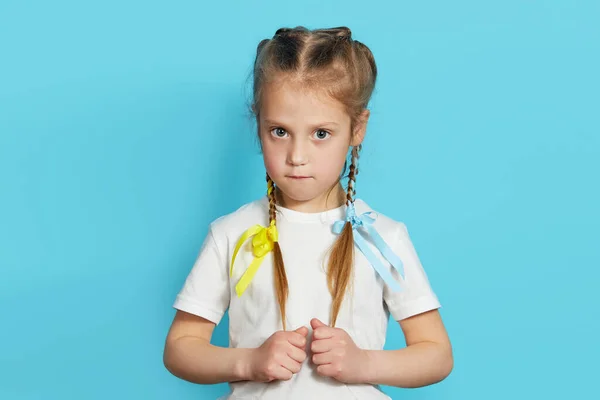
[252,26,377,328]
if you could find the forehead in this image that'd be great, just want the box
[260,79,349,125]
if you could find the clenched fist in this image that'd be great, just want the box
[310,318,370,384]
[247,326,309,382]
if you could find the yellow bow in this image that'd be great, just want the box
[230,221,278,297]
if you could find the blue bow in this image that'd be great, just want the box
[333,203,405,291]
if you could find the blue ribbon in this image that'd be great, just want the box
[333,203,405,291]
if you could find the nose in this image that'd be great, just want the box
[287,137,308,166]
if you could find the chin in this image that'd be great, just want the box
[279,189,318,203]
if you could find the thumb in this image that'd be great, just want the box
[294,325,309,337]
[310,318,327,330]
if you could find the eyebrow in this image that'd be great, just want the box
[263,119,340,130]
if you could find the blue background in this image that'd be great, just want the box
[1,0,598,399]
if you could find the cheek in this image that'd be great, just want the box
[262,141,284,175]
[317,144,348,175]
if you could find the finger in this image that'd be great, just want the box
[270,364,294,381]
[316,363,340,378]
[313,326,335,340]
[311,338,333,353]
[287,344,307,363]
[280,355,302,375]
[286,332,307,348]
[310,318,327,330]
[312,352,333,365]
[294,326,309,337]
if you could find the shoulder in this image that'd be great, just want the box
[354,199,411,246]
[354,198,409,238]
[208,196,270,240]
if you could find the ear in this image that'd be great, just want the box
[350,109,370,147]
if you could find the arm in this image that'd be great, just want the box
[364,309,453,388]
[163,310,253,384]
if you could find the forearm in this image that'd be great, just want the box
[363,342,453,388]
[164,336,253,385]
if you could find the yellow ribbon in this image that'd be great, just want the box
[230,220,278,297]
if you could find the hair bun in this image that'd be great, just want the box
[334,26,352,38]
[274,26,309,38]
[275,27,292,36]
[274,26,351,40]
[317,26,352,39]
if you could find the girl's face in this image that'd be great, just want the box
[259,79,366,212]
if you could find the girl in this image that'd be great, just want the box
[164,26,453,399]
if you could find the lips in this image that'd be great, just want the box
[287,175,311,179]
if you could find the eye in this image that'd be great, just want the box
[313,129,331,140]
[270,127,288,138]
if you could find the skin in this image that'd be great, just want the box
[163,76,453,388]
[258,78,367,212]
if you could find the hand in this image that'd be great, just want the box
[310,318,371,384]
[247,326,309,382]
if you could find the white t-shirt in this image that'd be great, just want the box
[173,196,441,399]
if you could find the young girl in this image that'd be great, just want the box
[164,26,453,399]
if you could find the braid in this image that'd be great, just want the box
[267,174,277,223]
[266,173,289,330]
[326,145,361,327]
[346,145,360,204]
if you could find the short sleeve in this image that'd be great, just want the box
[172,225,230,324]
[383,222,441,321]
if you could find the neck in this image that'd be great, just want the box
[276,183,347,213]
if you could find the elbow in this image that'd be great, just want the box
[163,346,173,374]
[442,353,454,380]
[163,351,172,373]
[163,341,179,377]
[437,344,454,382]
[163,336,205,383]
[163,347,187,381]
[423,341,453,386]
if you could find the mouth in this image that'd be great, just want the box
[287,175,312,180]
